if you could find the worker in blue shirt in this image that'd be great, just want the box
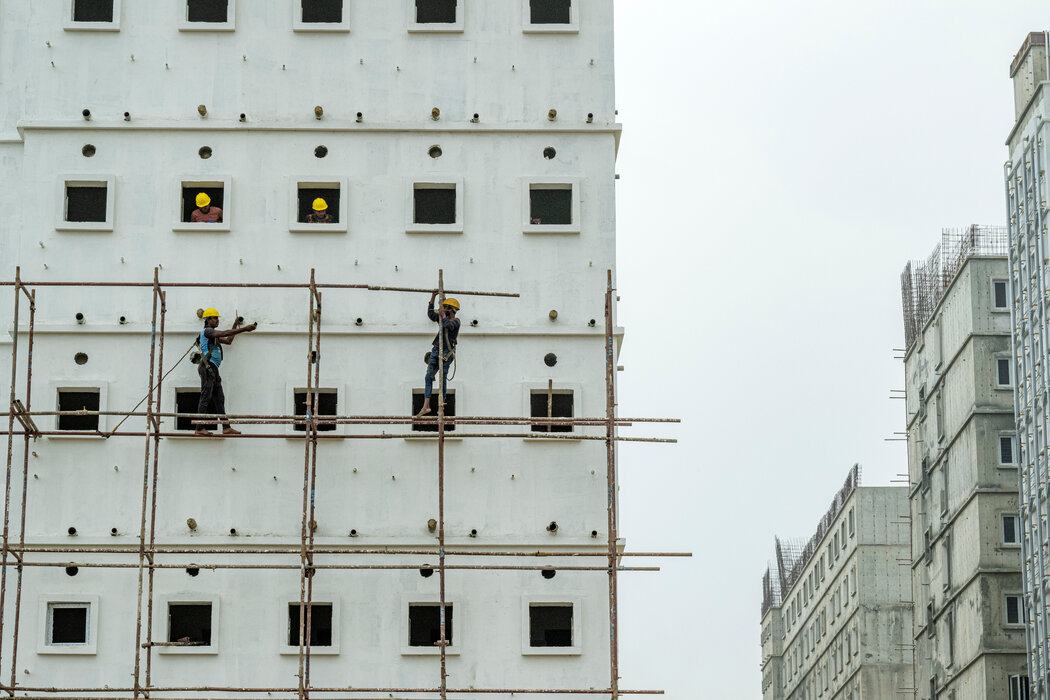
[195,308,257,436]
[416,293,460,416]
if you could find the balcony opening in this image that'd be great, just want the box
[408,603,452,647]
[416,0,456,23]
[168,603,212,646]
[176,390,216,432]
[301,0,342,23]
[414,185,456,225]
[57,389,100,431]
[287,603,333,646]
[187,0,228,23]
[530,389,573,432]
[73,0,114,22]
[529,604,573,647]
[412,390,455,432]
[530,0,570,24]
[529,186,572,225]
[65,184,108,223]
[294,389,338,432]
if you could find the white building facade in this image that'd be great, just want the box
[0,1,642,697]
[760,467,912,700]
[1006,30,1050,700]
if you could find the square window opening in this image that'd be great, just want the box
[530,0,570,24]
[997,358,1012,387]
[294,389,338,432]
[73,0,114,22]
[408,603,452,647]
[297,187,340,224]
[529,186,572,225]
[1000,436,1016,465]
[168,603,212,645]
[187,0,228,22]
[529,604,573,647]
[411,390,456,432]
[414,186,456,225]
[48,604,88,645]
[65,185,107,223]
[416,0,456,23]
[994,280,1009,309]
[57,390,100,431]
[182,186,224,223]
[301,0,341,23]
[287,603,333,646]
[176,390,215,432]
[530,389,573,432]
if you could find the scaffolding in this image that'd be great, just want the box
[900,225,1010,349]
[0,267,685,699]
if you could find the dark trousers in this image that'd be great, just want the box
[197,362,229,427]
[424,347,452,399]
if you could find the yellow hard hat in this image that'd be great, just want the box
[443,298,460,311]
[202,307,220,319]
[195,192,211,207]
[312,198,328,211]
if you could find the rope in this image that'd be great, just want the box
[103,344,194,438]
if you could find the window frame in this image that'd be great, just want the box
[278,596,341,655]
[179,0,236,31]
[289,178,349,233]
[992,279,1010,311]
[37,595,99,655]
[1004,594,1024,627]
[174,176,232,232]
[157,595,221,655]
[522,381,583,439]
[285,383,347,436]
[407,0,464,33]
[521,0,579,33]
[293,0,350,32]
[521,595,582,655]
[522,178,581,235]
[999,433,1019,467]
[56,175,115,232]
[405,178,464,234]
[64,0,121,31]
[996,356,1013,388]
[1002,513,1021,546]
[400,594,460,656]
[49,380,109,436]
[173,386,217,432]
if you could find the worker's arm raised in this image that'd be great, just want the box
[211,323,258,344]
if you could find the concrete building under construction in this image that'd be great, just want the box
[0,2,681,698]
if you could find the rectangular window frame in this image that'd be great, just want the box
[174,387,216,432]
[400,594,460,656]
[1005,594,1024,627]
[174,176,232,232]
[1010,674,1031,700]
[48,380,109,436]
[1002,513,1021,546]
[405,178,464,234]
[999,433,1019,467]
[64,0,121,31]
[522,381,583,440]
[293,0,350,32]
[522,178,581,235]
[157,595,221,655]
[522,0,579,33]
[56,175,115,232]
[285,383,347,436]
[521,595,582,655]
[278,595,341,655]
[289,178,349,233]
[992,279,1010,310]
[407,0,464,32]
[179,0,236,31]
[996,356,1013,388]
[37,595,99,655]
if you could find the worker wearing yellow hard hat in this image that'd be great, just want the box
[416,292,461,416]
[194,307,258,436]
[306,197,335,224]
[190,192,223,224]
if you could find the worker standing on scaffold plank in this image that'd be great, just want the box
[416,292,460,417]
[195,308,257,436]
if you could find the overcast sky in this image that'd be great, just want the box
[611,2,1048,696]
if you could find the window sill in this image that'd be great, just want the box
[521,646,582,656]
[278,646,340,655]
[63,22,120,32]
[289,223,347,233]
[522,436,580,442]
[173,223,231,233]
[523,225,579,235]
[401,645,460,656]
[46,433,105,440]
[157,645,219,655]
[522,24,579,34]
[37,644,96,655]
[405,225,463,235]
[408,24,464,33]
[56,222,113,232]
[178,22,235,32]
[403,435,463,441]
[292,24,350,33]
[998,464,1019,469]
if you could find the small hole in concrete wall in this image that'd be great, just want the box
[419,566,434,578]
[469,528,478,537]
[186,567,200,577]
[74,352,89,365]
[544,353,558,367]
[314,145,328,158]
[229,528,237,536]
[541,568,556,579]
[81,144,96,157]
[67,526,77,536]
[82,108,91,120]
[124,111,131,121]
[119,316,127,324]
[543,146,556,160]
[428,145,443,159]
[65,566,79,577]
[546,521,558,533]
[239,113,246,122]
[75,312,85,323]
[349,529,358,537]
[588,319,596,327]
[355,317,363,326]
[591,530,598,538]
[470,319,478,327]
[110,527,118,536]
[198,146,212,159]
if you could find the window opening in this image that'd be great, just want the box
[47,604,88,645]
[57,389,100,431]
[994,280,1009,309]
[997,358,1012,387]
[413,185,456,225]
[530,0,570,24]
[176,390,215,431]
[529,185,572,225]
[1011,675,1031,700]
[530,386,573,433]
[287,603,333,646]
[416,0,456,23]
[1006,595,1022,625]
[168,603,212,645]
[408,603,452,646]
[65,184,107,223]
[529,604,573,647]
[411,390,455,432]
[73,0,114,21]
[297,187,340,224]
[182,186,224,223]
[1003,514,1020,545]
[301,0,342,23]
[1001,436,1016,465]
[187,0,228,23]
[294,389,337,432]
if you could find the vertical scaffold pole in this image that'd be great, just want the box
[144,290,166,689]
[0,268,21,694]
[298,270,319,700]
[605,269,620,699]
[306,276,321,693]
[437,269,448,700]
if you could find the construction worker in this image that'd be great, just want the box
[306,197,335,224]
[416,293,460,416]
[195,309,257,436]
[191,192,223,223]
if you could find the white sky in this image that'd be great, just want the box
[612,2,1047,696]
